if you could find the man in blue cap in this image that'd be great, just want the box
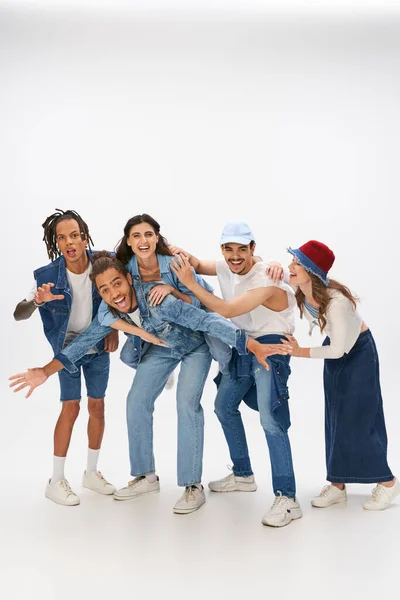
[169,221,302,527]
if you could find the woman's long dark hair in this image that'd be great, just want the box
[296,275,358,333]
[115,214,172,264]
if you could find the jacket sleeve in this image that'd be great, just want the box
[54,315,112,373]
[158,296,248,354]
[97,299,120,326]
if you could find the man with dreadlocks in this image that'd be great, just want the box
[13,209,118,506]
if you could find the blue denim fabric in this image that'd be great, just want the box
[126,253,232,371]
[126,253,214,309]
[228,334,291,417]
[34,251,104,355]
[213,334,295,496]
[323,330,393,484]
[55,286,248,373]
[126,342,212,486]
[58,352,110,401]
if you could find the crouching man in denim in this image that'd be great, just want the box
[170,221,302,527]
[10,251,287,515]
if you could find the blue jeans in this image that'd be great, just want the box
[126,341,212,487]
[214,355,296,497]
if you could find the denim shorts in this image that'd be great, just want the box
[58,352,110,402]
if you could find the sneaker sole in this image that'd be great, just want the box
[173,498,206,514]
[45,492,80,506]
[113,488,160,501]
[208,485,258,493]
[82,484,116,495]
[311,497,347,508]
[261,507,303,527]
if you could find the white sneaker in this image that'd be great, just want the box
[173,485,206,514]
[165,372,175,390]
[261,493,303,527]
[311,484,347,508]
[363,479,400,511]
[113,476,160,501]
[208,469,257,493]
[45,479,80,506]
[82,471,116,495]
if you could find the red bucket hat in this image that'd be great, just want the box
[287,240,335,286]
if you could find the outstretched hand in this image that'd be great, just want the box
[9,368,48,398]
[247,338,291,370]
[140,330,169,347]
[170,254,195,287]
[35,283,64,304]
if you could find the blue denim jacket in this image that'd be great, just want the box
[34,251,104,355]
[125,254,231,371]
[220,334,291,416]
[126,254,214,307]
[55,281,248,374]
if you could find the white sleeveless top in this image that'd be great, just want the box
[216,260,296,337]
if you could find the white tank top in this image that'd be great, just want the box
[216,260,296,337]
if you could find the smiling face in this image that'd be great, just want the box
[126,222,159,258]
[221,242,255,275]
[95,267,136,313]
[288,258,311,286]
[55,218,87,265]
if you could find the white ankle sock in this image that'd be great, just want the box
[86,448,100,474]
[51,456,66,485]
[145,472,157,483]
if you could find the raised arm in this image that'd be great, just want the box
[169,245,217,276]
[158,294,289,368]
[13,282,65,321]
[170,255,275,318]
[9,315,113,398]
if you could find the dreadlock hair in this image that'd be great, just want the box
[42,209,94,261]
[90,251,131,316]
[115,214,172,264]
[296,274,359,333]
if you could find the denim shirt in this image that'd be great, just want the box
[34,251,104,356]
[126,254,214,309]
[55,281,248,374]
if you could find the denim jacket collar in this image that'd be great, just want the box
[128,253,171,278]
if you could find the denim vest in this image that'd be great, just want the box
[34,251,104,355]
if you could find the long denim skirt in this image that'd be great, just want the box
[323,329,393,484]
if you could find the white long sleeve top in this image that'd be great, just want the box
[303,291,363,359]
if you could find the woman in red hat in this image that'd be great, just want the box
[282,240,398,511]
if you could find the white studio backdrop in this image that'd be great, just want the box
[0,7,399,594]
